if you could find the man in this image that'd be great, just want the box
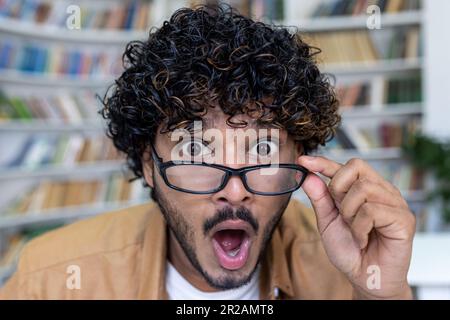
[0,5,415,300]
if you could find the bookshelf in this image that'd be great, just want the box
[1,0,447,297]
[300,5,424,210]
[0,0,177,284]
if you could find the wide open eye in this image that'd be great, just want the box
[248,139,279,158]
[180,139,212,159]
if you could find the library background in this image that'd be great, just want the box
[0,0,449,299]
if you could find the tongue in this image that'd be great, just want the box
[213,230,244,252]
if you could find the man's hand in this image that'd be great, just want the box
[298,156,416,299]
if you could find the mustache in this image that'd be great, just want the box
[203,206,259,236]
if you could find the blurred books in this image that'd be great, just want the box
[0,90,103,123]
[3,174,147,215]
[0,40,122,77]
[0,0,158,31]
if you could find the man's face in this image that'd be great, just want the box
[143,108,301,290]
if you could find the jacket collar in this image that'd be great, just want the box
[137,202,295,300]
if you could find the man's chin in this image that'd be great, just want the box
[199,246,261,290]
[200,262,259,290]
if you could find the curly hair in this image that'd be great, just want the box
[100,4,341,186]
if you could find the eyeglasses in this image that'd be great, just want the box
[150,144,309,196]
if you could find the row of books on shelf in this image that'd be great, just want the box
[226,0,284,21]
[337,82,371,107]
[2,173,148,216]
[0,19,421,78]
[0,0,159,31]
[310,0,421,17]
[315,150,424,192]
[225,0,420,22]
[1,135,121,169]
[370,161,423,191]
[329,120,419,150]
[0,90,101,123]
[384,76,422,104]
[0,39,122,77]
[0,75,421,125]
[336,75,422,107]
[308,27,421,64]
[0,0,421,33]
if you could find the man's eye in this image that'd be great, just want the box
[182,140,212,157]
[249,140,278,157]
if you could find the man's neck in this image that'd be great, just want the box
[167,229,220,292]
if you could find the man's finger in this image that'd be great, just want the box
[301,172,339,235]
[298,155,343,178]
[330,158,399,196]
[340,179,407,225]
[350,203,415,249]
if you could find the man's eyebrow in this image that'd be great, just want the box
[175,118,280,133]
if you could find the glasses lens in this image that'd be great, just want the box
[245,167,305,194]
[165,165,226,192]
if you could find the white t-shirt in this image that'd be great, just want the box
[166,262,260,300]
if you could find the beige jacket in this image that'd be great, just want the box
[0,199,353,299]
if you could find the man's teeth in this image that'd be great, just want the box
[227,247,241,257]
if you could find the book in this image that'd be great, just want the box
[328,118,420,151]
[0,0,157,31]
[0,89,103,123]
[3,135,124,168]
[0,39,123,77]
[310,0,421,17]
[3,175,148,215]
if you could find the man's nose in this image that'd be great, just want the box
[211,173,253,206]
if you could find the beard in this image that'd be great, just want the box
[151,177,292,290]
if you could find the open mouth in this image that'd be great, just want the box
[211,222,252,271]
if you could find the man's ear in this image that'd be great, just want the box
[142,147,154,188]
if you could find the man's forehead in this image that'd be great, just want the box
[183,107,279,131]
[200,114,273,130]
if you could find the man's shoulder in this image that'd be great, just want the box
[17,201,158,274]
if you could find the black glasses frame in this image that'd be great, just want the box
[150,144,309,196]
